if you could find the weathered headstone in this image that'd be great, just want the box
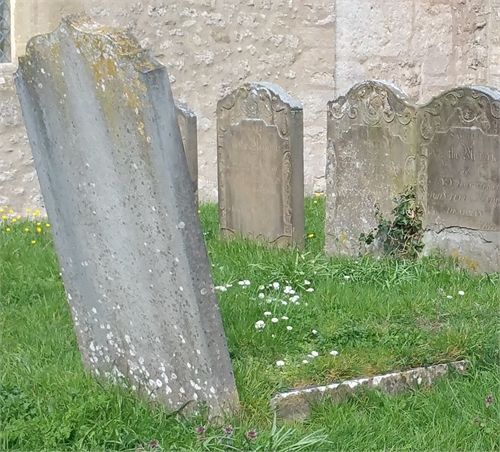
[175,101,198,203]
[325,81,417,256]
[217,82,304,247]
[417,86,500,272]
[15,14,238,415]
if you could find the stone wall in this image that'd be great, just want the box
[0,0,498,212]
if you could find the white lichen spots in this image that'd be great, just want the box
[94,318,98,323]
[144,242,148,247]
[160,363,166,372]
[105,355,110,362]
[200,288,207,295]
[149,269,153,273]
[165,385,172,394]
[106,332,113,341]
[116,305,121,310]
[138,357,145,365]
[94,368,100,375]
[98,298,102,304]
[125,335,131,344]
[177,221,185,229]
[155,337,161,343]
[37,83,43,89]
[100,324,105,329]
[40,68,45,74]
[98,350,104,356]
[90,342,96,352]
[417,377,423,385]
[67,293,73,301]
[92,307,97,314]
[171,372,177,380]
[190,380,201,390]
[161,372,169,383]
[132,385,137,391]
[101,83,106,92]
[146,136,152,143]
[106,324,111,330]
[196,349,201,355]
[135,107,139,115]
[210,386,216,394]
[179,387,185,394]
[173,325,178,330]
[156,379,163,387]
[187,362,192,370]
[193,393,199,400]
[148,379,156,388]
[175,257,180,263]
[179,334,186,344]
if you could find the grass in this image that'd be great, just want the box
[1,199,499,451]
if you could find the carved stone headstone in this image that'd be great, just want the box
[15,14,238,415]
[217,82,304,247]
[325,81,417,256]
[175,101,198,203]
[417,86,500,272]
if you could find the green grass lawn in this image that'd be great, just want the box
[1,199,499,451]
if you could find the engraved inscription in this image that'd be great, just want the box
[426,129,500,231]
[222,120,284,239]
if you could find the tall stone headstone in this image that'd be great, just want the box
[217,82,304,247]
[325,81,417,256]
[175,101,198,204]
[15,14,238,415]
[417,86,500,272]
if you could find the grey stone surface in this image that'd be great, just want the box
[272,361,468,422]
[217,82,304,247]
[175,100,198,204]
[15,13,238,415]
[417,86,500,272]
[325,81,417,256]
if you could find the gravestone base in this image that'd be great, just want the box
[422,227,500,273]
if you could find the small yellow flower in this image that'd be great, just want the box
[24,228,29,232]
[315,193,322,198]
[33,212,39,217]
[36,227,42,233]
[12,218,17,223]
[3,205,8,209]
[36,222,41,226]
[1,215,6,220]
[16,215,21,219]
[8,209,13,214]
[45,223,50,228]
[313,200,318,204]
[5,227,11,232]
[26,208,31,213]
[31,240,36,244]
[0,208,3,213]
[198,210,201,213]
[308,233,315,238]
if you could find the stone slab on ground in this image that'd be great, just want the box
[271,361,468,421]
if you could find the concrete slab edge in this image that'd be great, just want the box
[271,360,468,421]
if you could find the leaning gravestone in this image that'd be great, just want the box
[325,81,417,256]
[15,14,238,415]
[175,101,198,203]
[217,82,304,247]
[417,86,500,272]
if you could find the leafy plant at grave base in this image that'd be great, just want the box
[359,186,424,259]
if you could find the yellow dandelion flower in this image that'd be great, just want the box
[36,222,41,226]
[3,205,8,209]
[8,209,13,213]
[313,200,318,204]
[6,227,11,232]
[16,215,21,219]
[26,208,31,213]
[31,240,36,244]
[308,233,314,238]
[45,223,50,228]
[36,227,42,233]
[198,210,201,213]
[33,212,39,217]
[315,193,322,198]
[12,218,17,223]
[1,215,6,220]
[24,228,29,232]
[0,208,3,213]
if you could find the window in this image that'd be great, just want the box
[0,0,11,63]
